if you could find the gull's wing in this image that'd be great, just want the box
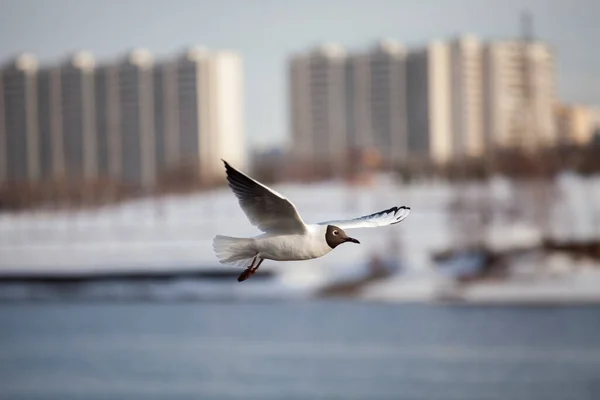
[223,160,307,234]
[317,206,410,230]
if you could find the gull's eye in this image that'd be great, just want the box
[333,230,339,236]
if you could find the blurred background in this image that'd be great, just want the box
[1,0,600,398]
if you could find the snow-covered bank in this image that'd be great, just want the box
[358,264,600,305]
[1,172,600,303]
[0,174,443,275]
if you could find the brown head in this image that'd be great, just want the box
[325,225,360,249]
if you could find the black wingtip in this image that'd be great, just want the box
[389,206,410,213]
[388,206,410,225]
[222,160,235,174]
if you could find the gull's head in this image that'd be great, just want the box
[325,225,360,249]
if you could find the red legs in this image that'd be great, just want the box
[248,255,259,270]
[237,256,264,282]
[251,258,264,273]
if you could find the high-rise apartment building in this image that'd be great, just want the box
[0,47,246,190]
[290,41,467,169]
[289,44,348,174]
[154,47,245,184]
[0,69,4,184]
[95,64,120,180]
[290,36,558,168]
[449,36,485,159]
[555,104,600,145]
[117,49,156,189]
[483,40,556,150]
[202,50,246,181]
[153,57,178,175]
[347,40,408,166]
[37,66,63,180]
[406,41,453,165]
[405,36,485,165]
[60,52,97,181]
[1,54,39,184]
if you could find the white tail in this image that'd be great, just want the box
[212,235,256,268]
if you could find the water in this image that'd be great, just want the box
[1,301,600,399]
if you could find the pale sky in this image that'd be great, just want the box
[0,0,598,151]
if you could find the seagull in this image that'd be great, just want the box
[213,160,411,282]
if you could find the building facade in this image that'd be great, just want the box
[154,47,246,184]
[406,41,453,165]
[37,66,63,180]
[483,40,556,151]
[449,36,485,159]
[117,49,156,189]
[347,40,408,166]
[203,51,246,181]
[289,37,559,169]
[555,103,600,145]
[1,54,39,184]
[289,44,348,174]
[61,52,97,181]
[0,47,246,190]
[94,64,121,180]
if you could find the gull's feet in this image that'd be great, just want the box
[237,267,256,282]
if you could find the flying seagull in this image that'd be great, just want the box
[213,160,411,282]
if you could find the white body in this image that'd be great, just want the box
[252,225,331,261]
[213,225,332,268]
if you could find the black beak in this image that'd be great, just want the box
[345,237,360,244]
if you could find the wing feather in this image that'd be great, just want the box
[223,160,306,234]
[317,206,410,230]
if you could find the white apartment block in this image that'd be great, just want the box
[289,43,348,173]
[0,53,39,184]
[347,40,408,166]
[0,68,4,183]
[95,64,121,180]
[483,40,557,151]
[153,57,178,174]
[154,47,245,184]
[37,66,63,180]
[449,36,485,159]
[117,49,156,189]
[203,50,245,181]
[0,47,246,189]
[61,51,98,181]
[289,36,559,168]
[406,41,453,165]
[555,104,600,145]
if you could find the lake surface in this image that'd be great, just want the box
[1,301,600,399]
